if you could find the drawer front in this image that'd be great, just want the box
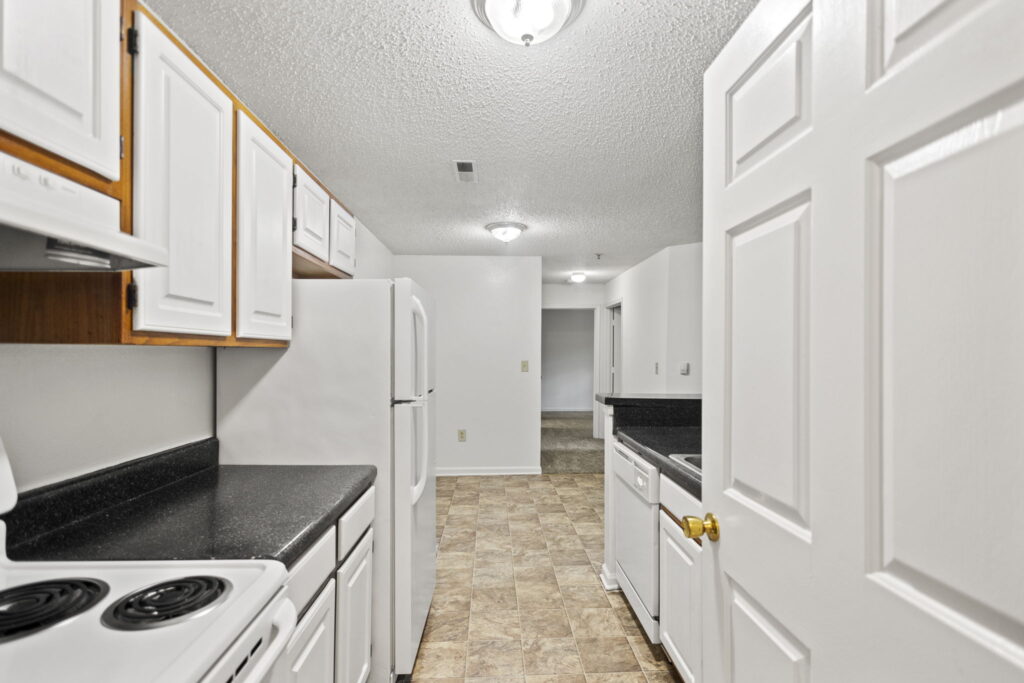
[338,486,375,562]
[287,527,337,615]
[660,474,702,519]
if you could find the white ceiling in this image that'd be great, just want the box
[146,0,757,282]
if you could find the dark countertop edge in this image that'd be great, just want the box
[262,465,376,567]
[617,430,702,501]
[596,393,702,406]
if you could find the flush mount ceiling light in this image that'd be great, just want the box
[568,272,587,283]
[487,221,527,242]
[472,0,585,47]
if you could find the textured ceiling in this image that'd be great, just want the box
[145,0,757,282]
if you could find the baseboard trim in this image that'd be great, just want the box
[541,408,595,413]
[600,564,620,591]
[436,466,543,477]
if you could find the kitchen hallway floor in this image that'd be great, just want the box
[415,474,680,683]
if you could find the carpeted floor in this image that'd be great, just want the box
[541,412,604,474]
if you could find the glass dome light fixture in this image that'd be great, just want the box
[486,221,527,243]
[472,0,586,47]
[568,272,587,283]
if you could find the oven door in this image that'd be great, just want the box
[612,441,661,642]
[199,589,296,683]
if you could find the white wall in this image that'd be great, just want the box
[542,309,595,412]
[0,346,213,491]
[542,283,605,309]
[604,243,702,394]
[392,255,542,475]
[355,219,394,279]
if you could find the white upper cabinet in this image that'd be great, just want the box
[0,0,121,179]
[236,111,293,340]
[131,12,233,336]
[293,166,330,261]
[329,199,356,274]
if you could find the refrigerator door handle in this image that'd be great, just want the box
[411,294,429,399]
[411,401,429,505]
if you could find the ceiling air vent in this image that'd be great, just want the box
[454,161,477,183]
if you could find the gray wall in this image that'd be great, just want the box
[541,308,595,412]
[0,345,214,491]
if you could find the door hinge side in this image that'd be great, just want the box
[292,217,298,232]
[126,282,138,310]
[126,27,139,56]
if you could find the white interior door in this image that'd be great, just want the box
[236,111,293,340]
[703,0,1024,680]
[132,12,232,336]
[0,0,121,179]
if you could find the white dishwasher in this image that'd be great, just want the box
[612,439,661,643]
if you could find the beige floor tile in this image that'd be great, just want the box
[566,608,625,638]
[413,642,468,678]
[438,568,474,585]
[642,672,682,683]
[553,566,600,587]
[613,608,644,638]
[433,585,473,612]
[526,677,586,683]
[438,552,476,569]
[605,592,629,610]
[466,640,525,677]
[583,674,646,683]
[522,638,583,675]
[519,609,572,638]
[476,550,514,567]
[513,550,554,568]
[473,587,519,611]
[469,610,521,641]
[536,503,567,513]
[514,567,557,584]
[466,678,524,683]
[424,611,471,642]
[578,535,604,552]
[575,638,641,674]
[474,566,515,588]
[572,524,603,537]
[477,536,514,552]
[546,535,585,551]
[516,582,564,609]
[560,586,611,609]
[626,638,669,672]
[549,549,591,566]
[513,536,549,552]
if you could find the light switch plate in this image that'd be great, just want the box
[521,360,529,372]
[457,429,467,442]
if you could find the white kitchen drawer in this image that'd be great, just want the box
[659,475,702,519]
[337,486,375,562]
[287,527,337,615]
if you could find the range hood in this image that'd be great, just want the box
[0,151,167,271]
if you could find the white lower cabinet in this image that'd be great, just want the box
[335,530,373,683]
[272,580,337,683]
[659,476,702,683]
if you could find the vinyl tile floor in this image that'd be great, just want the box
[414,473,682,683]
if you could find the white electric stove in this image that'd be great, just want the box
[0,439,296,683]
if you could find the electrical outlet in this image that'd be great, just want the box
[680,362,690,376]
[457,429,467,442]
[655,362,659,375]
[521,360,529,372]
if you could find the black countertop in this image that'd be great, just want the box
[596,393,702,407]
[617,426,702,500]
[4,440,376,569]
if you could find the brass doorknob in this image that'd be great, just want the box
[680,513,720,542]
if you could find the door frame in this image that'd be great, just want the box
[540,305,602,438]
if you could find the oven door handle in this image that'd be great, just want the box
[238,597,297,683]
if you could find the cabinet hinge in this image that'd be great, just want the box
[126,27,139,55]
[292,217,298,232]
[292,172,297,189]
[126,282,138,310]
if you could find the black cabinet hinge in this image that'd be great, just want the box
[292,217,298,232]
[126,282,138,310]
[292,172,297,188]
[126,27,139,55]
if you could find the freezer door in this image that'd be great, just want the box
[394,278,434,400]
[393,399,436,675]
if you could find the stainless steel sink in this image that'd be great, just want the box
[668,453,702,474]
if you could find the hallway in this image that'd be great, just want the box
[413,474,678,682]
[541,413,604,474]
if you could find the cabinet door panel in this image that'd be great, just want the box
[336,529,373,683]
[0,0,120,179]
[236,111,292,340]
[329,200,356,274]
[132,12,232,336]
[272,580,336,683]
[660,513,701,683]
[293,166,329,261]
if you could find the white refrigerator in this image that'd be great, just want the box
[216,278,437,682]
